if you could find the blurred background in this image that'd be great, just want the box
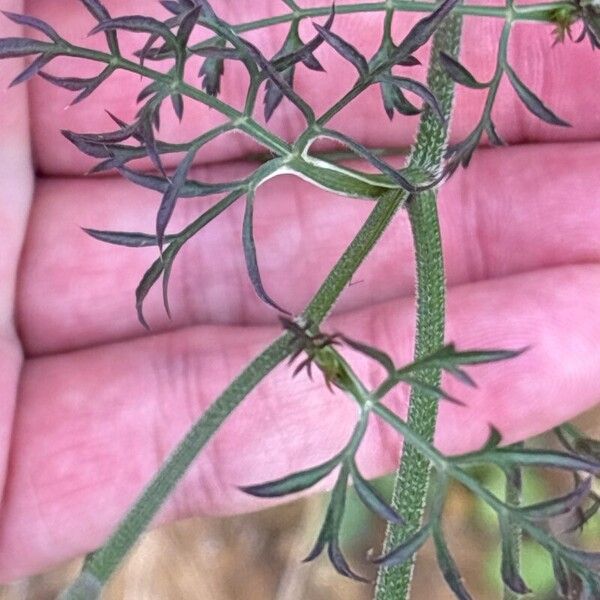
[1,407,598,600]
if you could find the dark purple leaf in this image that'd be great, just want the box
[328,542,370,582]
[156,147,198,251]
[433,527,473,600]
[394,0,460,59]
[519,478,592,521]
[499,517,531,595]
[0,37,53,58]
[242,189,289,313]
[378,74,444,122]
[439,52,488,89]
[2,11,60,41]
[170,93,184,121]
[241,454,341,498]
[9,53,53,87]
[241,38,314,124]
[83,228,177,247]
[80,0,120,55]
[350,463,404,524]
[320,129,417,192]
[505,64,570,127]
[177,5,201,46]
[313,23,368,77]
[89,16,176,47]
[370,523,432,567]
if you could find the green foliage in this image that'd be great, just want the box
[1,1,598,599]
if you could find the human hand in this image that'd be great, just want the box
[1,0,599,582]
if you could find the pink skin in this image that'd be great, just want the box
[0,0,599,582]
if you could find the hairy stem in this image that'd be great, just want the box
[375,9,463,600]
[60,189,408,600]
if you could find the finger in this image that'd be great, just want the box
[14,1,600,174]
[0,0,32,491]
[18,141,600,355]
[1,264,599,580]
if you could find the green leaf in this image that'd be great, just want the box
[432,526,473,600]
[504,64,570,127]
[370,522,432,567]
[240,453,342,497]
[350,463,404,524]
[242,189,289,313]
[438,52,487,89]
[499,516,531,594]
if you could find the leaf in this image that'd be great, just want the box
[2,11,60,41]
[303,465,368,581]
[83,228,176,247]
[380,78,422,120]
[551,555,573,599]
[505,64,570,127]
[370,522,432,567]
[271,9,334,73]
[483,448,600,475]
[518,478,592,521]
[327,541,370,582]
[9,53,53,87]
[117,165,242,197]
[240,38,315,124]
[432,526,473,600]
[445,126,482,176]
[80,0,120,55]
[313,23,368,77]
[242,189,289,313]
[400,376,465,406]
[138,110,167,177]
[40,68,113,104]
[198,51,225,96]
[135,190,242,328]
[438,52,487,89]
[319,129,417,192]
[394,0,460,60]
[350,463,404,524]
[156,147,198,251]
[378,74,444,123]
[170,92,184,121]
[264,66,294,122]
[484,118,505,146]
[338,335,395,374]
[177,5,201,47]
[241,453,341,498]
[0,37,53,58]
[89,16,176,47]
[499,516,531,594]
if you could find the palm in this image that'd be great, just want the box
[1,0,599,583]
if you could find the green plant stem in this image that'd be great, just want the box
[375,8,463,600]
[503,464,523,600]
[189,0,572,42]
[60,188,409,600]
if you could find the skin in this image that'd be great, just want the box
[0,0,599,583]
